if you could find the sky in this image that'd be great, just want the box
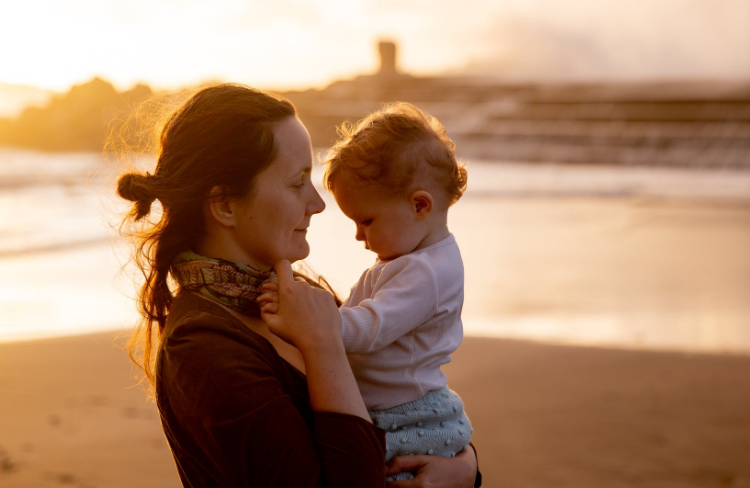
[0,0,748,92]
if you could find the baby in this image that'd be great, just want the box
[266,102,472,478]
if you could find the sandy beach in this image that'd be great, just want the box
[1,332,748,488]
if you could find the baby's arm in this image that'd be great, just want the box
[339,257,439,354]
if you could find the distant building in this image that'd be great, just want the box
[378,41,398,77]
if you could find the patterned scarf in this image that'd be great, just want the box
[172,251,277,317]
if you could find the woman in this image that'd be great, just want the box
[117,84,479,487]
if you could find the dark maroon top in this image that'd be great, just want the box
[156,291,387,487]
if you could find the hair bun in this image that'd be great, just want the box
[117,172,157,220]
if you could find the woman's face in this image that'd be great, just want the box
[233,117,325,269]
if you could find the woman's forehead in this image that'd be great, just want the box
[271,117,312,175]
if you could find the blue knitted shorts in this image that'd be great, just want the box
[370,386,473,480]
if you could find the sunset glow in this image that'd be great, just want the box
[1,0,748,93]
[2,2,750,484]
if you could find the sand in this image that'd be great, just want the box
[1,333,749,487]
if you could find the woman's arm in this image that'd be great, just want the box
[159,290,386,487]
[259,263,481,487]
[385,445,480,488]
[261,259,370,421]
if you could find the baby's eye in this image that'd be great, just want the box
[360,219,373,226]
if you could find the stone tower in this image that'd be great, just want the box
[378,41,398,76]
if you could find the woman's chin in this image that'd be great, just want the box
[284,241,310,264]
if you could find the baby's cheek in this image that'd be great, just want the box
[383,236,401,253]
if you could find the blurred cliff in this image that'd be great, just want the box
[1,41,749,168]
[0,78,152,151]
[0,83,52,118]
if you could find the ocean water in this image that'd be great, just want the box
[1,148,749,353]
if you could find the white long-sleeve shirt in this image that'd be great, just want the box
[341,234,464,410]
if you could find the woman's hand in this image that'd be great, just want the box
[259,260,342,354]
[261,260,371,421]
[386,445,479,488]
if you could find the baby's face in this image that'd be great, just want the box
[332,181,425,261]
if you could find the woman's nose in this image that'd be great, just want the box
[307,186,326,215]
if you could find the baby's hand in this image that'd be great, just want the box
[257,281,280,314]
[259,260,342,352]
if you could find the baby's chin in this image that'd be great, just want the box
[372,242,422,261]
[375,251,405,261]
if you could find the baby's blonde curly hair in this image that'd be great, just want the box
[324,102,467,207]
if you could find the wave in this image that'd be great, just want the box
[0,237,113,260]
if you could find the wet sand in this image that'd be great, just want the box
[0,332,748,487]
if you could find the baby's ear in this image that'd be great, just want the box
[410,191,433,220]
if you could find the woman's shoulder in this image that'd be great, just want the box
[157,291,307,408]
[161,291,276,366]
[156,293,315,456]
[168,289,237,326]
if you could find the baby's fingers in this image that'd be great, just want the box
[260,307,280,327]
[262,282,280,292]
[257,292,279,304]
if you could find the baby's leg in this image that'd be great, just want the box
[369,386,473,481]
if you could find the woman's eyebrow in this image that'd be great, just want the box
[287,165,311,180]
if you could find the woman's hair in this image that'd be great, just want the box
[117,84,297,388]
[323,102,467,207]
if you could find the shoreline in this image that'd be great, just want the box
[3,325,750,357]
[1,332,749,487]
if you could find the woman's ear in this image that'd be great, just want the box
[206,186,237,227]
[410,190,433,220]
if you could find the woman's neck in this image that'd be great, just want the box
[195,236,272,272]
